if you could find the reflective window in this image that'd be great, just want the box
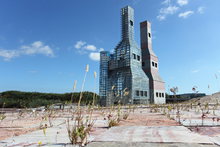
[133,53,136,59]
[136,90,139,96]
[144,91,147,97]
[152,61,154,66]
[137,55,140,61]
[148,33,151,38]
[140,91,144,96]
[130,20,133,26]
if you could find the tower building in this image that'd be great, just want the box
[99,6,165,106]
[140,21,166,104]
[99,51,110,106]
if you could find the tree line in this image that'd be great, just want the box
[0,91,99,108]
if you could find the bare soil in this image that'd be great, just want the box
[119,112,180,126]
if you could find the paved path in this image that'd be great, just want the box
[1,125,219,146]
[93,126,213,143]
[88,142,218,147]
[1,109,220,147]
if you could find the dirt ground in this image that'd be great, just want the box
[0,107,180,141]
[119,112,180,126]
[1,104,220,142]
[0,110,43,140]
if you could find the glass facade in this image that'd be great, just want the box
[99,51,110,106]
[99,6,150,106]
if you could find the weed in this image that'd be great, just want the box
[122,111,129,120]
[0,113,6,121]
[78,64,89,108]
[38,141,42,146]
[201,113,207,126]
[107,114,119,128]
[108,119,119,127]
[67,64,95,146]
[67,117,92,146]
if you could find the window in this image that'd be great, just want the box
[159,93,162,97]
[162,93,164,97]
[142,62,145,67]
[152,62,155,67]
[140,91,144,96]
[133,53,136,59]
[144,91,147,97]
[155,63,158,68]
[156,92,159,97]
[136,90,139,96]
[148,33,151,38]
[137,55,140,61]
[130,20,133,26]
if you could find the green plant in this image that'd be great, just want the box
[0,113,6,121]
[78,64,89,108]
[67,118,91,145]
[67,65,95,146]
[201,113,206,126]
[71,80,77,103]
[204,102,209,113]
[150,104,159,113]
[108,119,119,127]
[67,109,94,146]
[117,104,121,122]
[122,112,129,120]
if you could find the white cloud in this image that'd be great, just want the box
[74,41,86,49]
[89,52,100,61]
[110,49,114,53]
[157,6,179,21]
[177,0,188,6]
[157,15,166,21]
[160,6,179,15]
[84,45,96,51]
[99,48,104,52]
[74,41,97,52]
[74,40,104,61]
[178,11,194,18]
[0,49,19,61]
[197,6,205,14]
[0,41,54,61]
[192,69,199,73]
[162,0,171,5]
[21,41,54,57]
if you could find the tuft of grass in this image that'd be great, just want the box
[122,112,129,120]
[67,64,96,146]
[0,113,6,121]
[108,118,119,128]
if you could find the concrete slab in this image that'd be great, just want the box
[0,125,70,147]
[88,142,218,147]
[1,106,220,147]
[93,126,213,144]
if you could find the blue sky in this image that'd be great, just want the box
[0,0,220,95]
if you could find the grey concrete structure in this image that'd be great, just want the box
[140,21,166,104]
[99,6,165,106]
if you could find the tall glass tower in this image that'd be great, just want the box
[100,6,150,106]
[99,51,110,106]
